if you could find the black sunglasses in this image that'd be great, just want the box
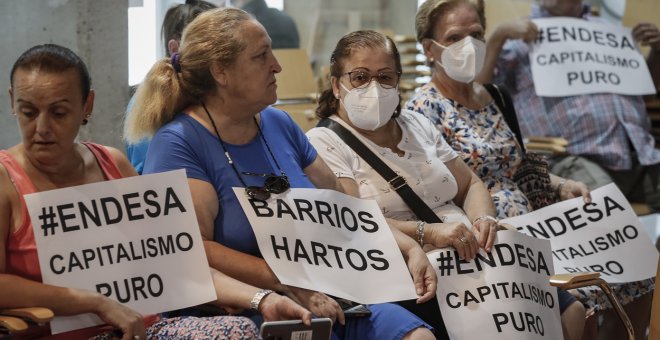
[244,173,290,200]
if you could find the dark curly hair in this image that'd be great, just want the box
[316,30,403,119]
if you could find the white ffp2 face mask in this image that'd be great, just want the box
[340,81,399,131]
[433,36,486,83]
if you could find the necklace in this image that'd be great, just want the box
[201,103,287,188]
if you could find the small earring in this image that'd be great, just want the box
[429,57,435,63]
[82,115,90,125]
[334,94,339,99]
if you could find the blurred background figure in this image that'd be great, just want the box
[124,0,217,174]
[232,0,300,49]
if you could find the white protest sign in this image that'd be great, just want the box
[429,231,561,340]
[234,187,418,304]
[530,17,655,96]
[501,183,659,283]
[25,170,216,334]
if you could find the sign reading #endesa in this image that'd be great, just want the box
[25,169,216,334]
[529,17,655,96]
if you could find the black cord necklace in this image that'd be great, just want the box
[201,102,287,187]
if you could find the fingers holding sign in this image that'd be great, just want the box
[404,246,438,303]
[427,221,479,260]
[95,294,146,340]
[633,22,660,51]
[285,286,345,326]
[492,18,538,44]
[472,215,499,253]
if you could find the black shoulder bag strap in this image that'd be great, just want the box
[317,118,442,223]
[483,83,527,154]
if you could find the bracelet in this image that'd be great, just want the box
[250,289,274,312]
[415,220,426,246]
[472,215,498,225]
[556,180,567,197]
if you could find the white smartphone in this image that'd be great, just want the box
[260,318,333,340]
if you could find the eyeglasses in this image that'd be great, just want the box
[243,172,290,201]
[343,70,401,89]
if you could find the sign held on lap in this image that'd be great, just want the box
[234,187,418,304]
[530,17,655,96]
[429,231,562,339]
[501,183,659,283]
[25,170,217,334]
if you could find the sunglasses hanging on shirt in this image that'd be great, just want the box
[202,103,290,200]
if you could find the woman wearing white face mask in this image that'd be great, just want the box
[308,30,500,338]
[406,1,590,340]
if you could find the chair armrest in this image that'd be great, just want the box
[0,315,28,333]
[549,272,635,340]
[0,307,54,324]
[549,272,601,290]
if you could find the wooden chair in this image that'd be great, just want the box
[649,257,660,340]
[0,307,53,338]
[272,48,319,132]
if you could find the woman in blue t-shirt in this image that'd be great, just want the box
[124,7,438,340]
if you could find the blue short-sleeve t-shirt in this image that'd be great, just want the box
[143,106,317,255]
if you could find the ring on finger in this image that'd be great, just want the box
[459,236,468,243]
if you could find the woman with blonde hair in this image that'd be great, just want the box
[126,7,438,340]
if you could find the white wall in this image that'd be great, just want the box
[0,0,129,150]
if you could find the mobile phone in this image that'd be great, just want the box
[343,304,372,318]
[260,318,333,340]
[333,298,371,318]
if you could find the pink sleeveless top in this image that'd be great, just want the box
[1,142,122,281]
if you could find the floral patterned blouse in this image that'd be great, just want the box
[406,82,533,219]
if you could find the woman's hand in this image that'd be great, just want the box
[283,286,345,326]
[259,293,313,326]
[403,246,437,303]
[492,18,538,44]
[633,22,660,51]
[471,217,499,252]
[95,295,146,340]
[557,179,591,203]
[426,221,480,261]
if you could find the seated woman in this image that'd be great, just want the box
[405,1,594,339]
[306,29,500,338]
[0,43,311,340]
[124,7,437,340]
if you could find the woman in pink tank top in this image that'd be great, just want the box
[0,43,311,340]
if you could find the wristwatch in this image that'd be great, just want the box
[250,289,274,312]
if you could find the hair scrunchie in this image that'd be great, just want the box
[170,52,182,73]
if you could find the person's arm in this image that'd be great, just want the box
[303,155,345,193]
[106,146,139,178]
[0,168,145,340]
[340,175,479,260]
[190,178,344,324]
[445,157,498,252]
[477,18,538,84]
[632,22,660,89]
[190,178,283,290]
[548,174,591,202]
[389,228,436,303]
[208,268,312,325]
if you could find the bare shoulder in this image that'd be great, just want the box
[102,145,138,178]
[0,160,15,268]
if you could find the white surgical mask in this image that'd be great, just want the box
[340,81,399,131]
[432,36,486,83]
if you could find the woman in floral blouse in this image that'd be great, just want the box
[405,2,657,340]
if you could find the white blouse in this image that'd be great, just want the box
[307,109,469,224]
